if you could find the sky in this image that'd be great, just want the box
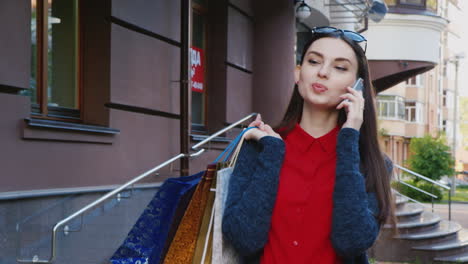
[453,1,468,96]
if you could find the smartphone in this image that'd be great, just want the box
[343,78,363,103]
[352,78,364,92]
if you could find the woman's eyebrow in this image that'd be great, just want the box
[335,58,352,64]
[306,51,352,64]
[306,51,323,58]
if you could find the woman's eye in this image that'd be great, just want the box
[308,59,319,64]
[335,66,347,71]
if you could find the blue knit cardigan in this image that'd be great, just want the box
[222,128,392,264]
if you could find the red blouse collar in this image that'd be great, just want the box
[286,123,340,154]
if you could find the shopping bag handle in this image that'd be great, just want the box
[213,126,257,163]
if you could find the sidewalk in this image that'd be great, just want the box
[376,262,412,264]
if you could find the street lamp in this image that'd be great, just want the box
[294,0,312,20]
[446,52,465,194]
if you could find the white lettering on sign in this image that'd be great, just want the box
[190,46,204,92]
[191,49,201,67]
[192,82,203,90]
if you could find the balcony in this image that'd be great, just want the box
[405,122,426,137]
[362,1,447,92]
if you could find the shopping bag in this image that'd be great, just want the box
[191,166,217,264]
[162,164,217,264]
[210,129,248,264]
[162,127,255,264]
[110,172,203,264]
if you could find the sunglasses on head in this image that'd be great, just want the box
[311,26,367,53]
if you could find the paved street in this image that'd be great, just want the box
[424,203,468,229]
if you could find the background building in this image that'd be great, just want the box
[366,0,460,168]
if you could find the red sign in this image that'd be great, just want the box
[191,46,204,93]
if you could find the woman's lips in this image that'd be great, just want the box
[312,83,328,93]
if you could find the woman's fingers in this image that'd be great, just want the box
[339,86,365,130]
[244,115,282,141]
[264,124,282,140]
[339,87,364,110]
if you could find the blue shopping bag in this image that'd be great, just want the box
[110,172,203,264]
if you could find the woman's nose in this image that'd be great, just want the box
[317,65,329,79]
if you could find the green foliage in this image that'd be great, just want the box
[442,185,468,202]
[394,180,443,202]
[406,134,455,182]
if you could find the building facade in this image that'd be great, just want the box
[0,0,383,262]
[365,0,453,167]
[1,0,458,262]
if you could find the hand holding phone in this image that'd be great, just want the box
[344,78,363,102]
[339,77,365,130]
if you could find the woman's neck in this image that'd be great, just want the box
[299,104,339,138]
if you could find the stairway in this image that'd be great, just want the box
[371,194,468,263]
[2,187,158,264]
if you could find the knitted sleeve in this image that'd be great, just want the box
[330,128,382,258]
[222,136,285,256]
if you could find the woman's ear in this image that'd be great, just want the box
[294,65,301,84]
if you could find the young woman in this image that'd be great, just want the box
[222,27,394,264]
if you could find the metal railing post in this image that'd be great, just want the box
[448,189,452,221]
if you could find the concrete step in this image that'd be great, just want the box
[434,252,468,263]
[396,202,424,222]
[371,221,462,263]
[396,220,462,241]
[413,229,468,251]
[410,229,468,263]
[385,211,441,233]
[395,195,409,207]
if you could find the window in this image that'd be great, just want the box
[29,0,81,120]
[443,90,454,107]
[191,3,207,130]
[399,0,424,6]
[405,101,423,123]
[377,95,405,120]
[443,120,453,137]
[405,74,423,86]
[387,0,436,12]
[426,0,437,11]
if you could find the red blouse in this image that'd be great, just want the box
[261,124,342,264]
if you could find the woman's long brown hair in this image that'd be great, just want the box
[275,34,395,226]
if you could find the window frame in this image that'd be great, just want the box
[377,95,406,120]
[385,0,437,12]
[404,101,424,123]
[405,74,423,87]
[31,0,83,122]
[190,2,209,133]
[398,0,425,7]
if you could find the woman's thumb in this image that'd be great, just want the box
[256,113,262,121]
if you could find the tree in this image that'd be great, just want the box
[406,134,455,182]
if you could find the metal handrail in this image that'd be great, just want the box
[394,164,450,190]
[392,189,429,208]
[191,113,257,150]
[17,113,257,264]
[393,164,452,221]
[397,180,438,199]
